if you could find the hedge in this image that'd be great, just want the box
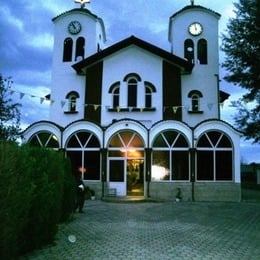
[0,141,76,259]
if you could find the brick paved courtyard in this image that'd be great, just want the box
[21,200,260,259]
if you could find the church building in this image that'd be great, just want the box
[22,0,241,201]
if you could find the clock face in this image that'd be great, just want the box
[68,21,81,35]
[188,22,203,36]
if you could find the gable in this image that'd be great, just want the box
[72,36,193,74]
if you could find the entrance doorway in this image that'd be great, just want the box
[127,159,144,196]
[108,158,144,196]
[107,130,145,197]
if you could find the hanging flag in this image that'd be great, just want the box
[207,103,213,110]
[40,97,45,104]
[172,106,178,114]
[61,101,66,108]
[220,102,224,109]
[94,104,99,111]
[20,93,25,99]
[140,107,144,112]
[116,106,121,112]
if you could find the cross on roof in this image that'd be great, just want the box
[74,0,91,9]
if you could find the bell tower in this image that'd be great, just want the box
[168,2,221,126]
[49,0,106,126]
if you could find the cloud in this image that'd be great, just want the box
[1,0,258,162]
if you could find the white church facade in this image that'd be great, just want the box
[22,1,241,201]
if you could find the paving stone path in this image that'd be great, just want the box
[21,200,260,259]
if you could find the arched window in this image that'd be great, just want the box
[28,131,59,149]
[184,39,194,63]
[128,78,137,107]
[152,130,190,181]
[188,90,203,112]
[66,91,79,112]
[63,38,73,62]
[196,131,233,181]
[75,37,85,61]
[144,82,156,108]
[66,131,101,180]
[197,39,207,64]
[108,82,120,108]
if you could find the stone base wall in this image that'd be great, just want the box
[149,182,193,201]
[149,182,241,202]
[194,182,241,202]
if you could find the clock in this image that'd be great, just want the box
[68,21,81,35]
[188,22,203,36]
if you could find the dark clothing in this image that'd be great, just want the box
[75,180,85,213]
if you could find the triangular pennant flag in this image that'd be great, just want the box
[116,106,121,112]
[94,104,99,111]
[207,103,213,110]
[172,106,178,114]
[20,93,25,99]
[40,97,44,104]
[61,101,66,108]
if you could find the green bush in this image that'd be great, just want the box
[0,142,33,259]
[0,142,76,259]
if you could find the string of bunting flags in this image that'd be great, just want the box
[8,87,230,114]
[7,87,54,104]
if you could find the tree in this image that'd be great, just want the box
[221,0,260,143]
[0,74,22,141]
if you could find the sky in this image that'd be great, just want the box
[0,0,259,163]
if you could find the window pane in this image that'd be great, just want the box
[174,134,188,147]
[184,39,194,63]
[152,151,170,181]
[197,151,213,180]
[216,151,232,180]
[172,151,189,180]
[66,151,82,177]
[218,135,232,148]
[207,131,221,146]
[153,134,167,147]
[83,151,100,180]
[128,81,137,107]
[63,38,73,62]
[197,134,211,147]
[197,39,207,64]
[109,160,124,181]
[164,131,178,146]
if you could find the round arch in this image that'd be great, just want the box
[149,120,192,147]
[21,121,62,146]
[63,121,103,148]
[105,120,148,148]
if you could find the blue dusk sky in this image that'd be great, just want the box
[0,0,259,163]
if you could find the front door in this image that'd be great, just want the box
[127,159,144,196]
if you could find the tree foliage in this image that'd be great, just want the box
[221,0,260,143]
[0,75,22,141]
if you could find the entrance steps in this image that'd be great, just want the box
[101,196,161,203]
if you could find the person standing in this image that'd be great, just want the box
[75,177,86,213]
